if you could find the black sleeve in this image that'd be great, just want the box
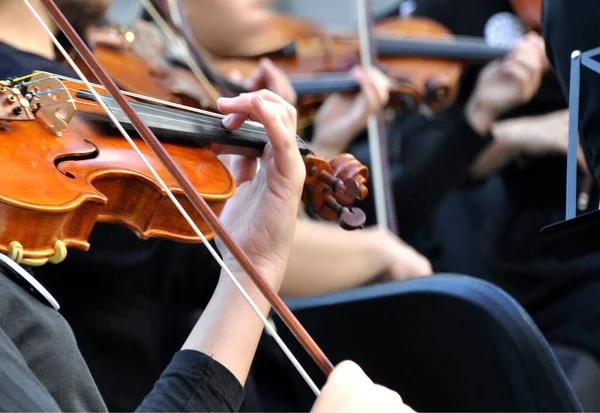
[136,350,245,412]
[542,0,600,184]
[392,103,493,236]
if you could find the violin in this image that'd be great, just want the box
[0,72,367,266]
[82,17,422,119]
[81,22,217,109]
[209,15,512,112]
[208,4,542,111]
[14,0,367,383]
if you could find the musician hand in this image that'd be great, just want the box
[498,110,588,170]
[312,66,390,159]
[466,32,546,134]
[471,109,589,178]
[311,361,416,413]
[216,90,304,289]
[234,58,298,106]
[376,228,432,280]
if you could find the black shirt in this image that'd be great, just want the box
[0,41,244,412]
[0,259,244,412]
[366,0,600,364]
[387,0,571,275]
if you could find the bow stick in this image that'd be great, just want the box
[26,0,334,394]
[356,0,399,233]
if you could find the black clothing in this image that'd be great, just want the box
[0,42,74,79]
[0,259,245,412]
[0,261,106,412]
[373,0,600,364]
[542,0,600,185]
[349,92,493,241]
[138,350,244,412]
[36,224,225,411]
[0,326,62,412]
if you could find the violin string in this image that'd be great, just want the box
[138,0,222,105]
[21,0,320,396]
[50,73,267,130]
[58,86,268,137]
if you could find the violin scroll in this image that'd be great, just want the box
[302,154,368,230]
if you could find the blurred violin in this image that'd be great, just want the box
[210,3,541,111]
[210,15,512,112]
[82,22,217,109]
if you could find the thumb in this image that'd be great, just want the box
[229,155,258,185]
[576,143,590,176]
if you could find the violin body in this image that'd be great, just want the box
[0,76,233,264]
[84,23,214,109]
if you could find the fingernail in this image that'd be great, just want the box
[222,114,234,128]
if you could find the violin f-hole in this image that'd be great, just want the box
[54,138,99,179]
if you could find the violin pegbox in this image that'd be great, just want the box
[26,72,76,137]
[0,80,35,122]
[302,154,368,230]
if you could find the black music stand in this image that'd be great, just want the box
[541,46,600,260]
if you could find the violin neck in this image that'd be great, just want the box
[290,73,359,96]
[273,37,508,63]
[376,37,508,61]
[75,90,312,156]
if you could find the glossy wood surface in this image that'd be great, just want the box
[0,80,234,261]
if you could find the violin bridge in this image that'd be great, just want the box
[0,80,35,122]
[28,72,76,137]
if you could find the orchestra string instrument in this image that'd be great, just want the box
[208,0,542,111]
[11,0,377,388]
[82,19,422,117]
[0,72,368,266]
[96,0,542,116]
[210,15,513,112]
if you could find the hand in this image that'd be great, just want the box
[216,90,305,289]
[374,229,433,281]
[466,32,547,134]
[470,109,590,178]
[311,66,391,159]
[495,109,589,172]
[230,58,297,106]
[311,361,415,413]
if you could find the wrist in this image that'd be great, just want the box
[219,258,285,295]
[491,118,528,158]
[465,97,498,135]
[365,227,395,275]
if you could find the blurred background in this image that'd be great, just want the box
[107,0,400,29]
